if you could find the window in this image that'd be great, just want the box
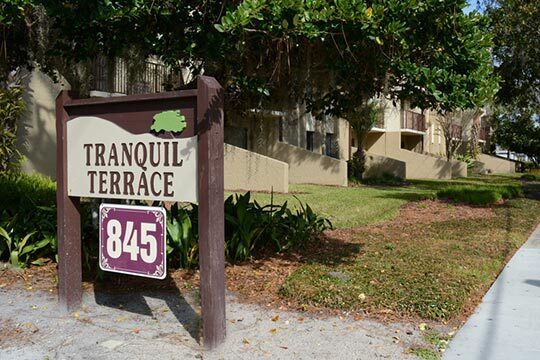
[279,118,284,142]
[325,133,335,157]
[306,131,314,151]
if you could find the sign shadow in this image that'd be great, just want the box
[93,275,201,342]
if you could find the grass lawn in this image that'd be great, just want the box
[229,175,540,322]
[233,174,523,229]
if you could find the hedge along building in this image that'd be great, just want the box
[17,58,349,193]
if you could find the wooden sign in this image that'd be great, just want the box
[56,76,225,349]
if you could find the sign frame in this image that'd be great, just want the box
[56,76,225,349]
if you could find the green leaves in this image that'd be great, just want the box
[0,227,49,268]
[0,87,25,172]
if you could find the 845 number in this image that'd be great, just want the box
[106,220,157,263]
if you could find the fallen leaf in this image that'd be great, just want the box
[270,328,278,334]
[418,323,427,331]
[242,338,251,345]
[73,312,80,319]
[133,328,140,334]
[358,293,366,301]
[271,315,280,322]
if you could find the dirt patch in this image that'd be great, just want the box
[0,319,40,349]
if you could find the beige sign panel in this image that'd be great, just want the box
[67,116,198,202]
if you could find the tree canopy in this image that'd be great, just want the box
[2,1,498,117]
[486,0,540,164]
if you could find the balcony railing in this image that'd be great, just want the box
[450,124,463,139]
[91,57,180,95]
[479,128,488,141]
[402,110,426,132]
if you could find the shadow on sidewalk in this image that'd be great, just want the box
[93,274,201,342]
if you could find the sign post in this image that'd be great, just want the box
[56,76,225,348]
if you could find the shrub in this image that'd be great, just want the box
[0,87,26,172]
[436,184,523,205]
[454,153,475,169]
[0,172,331,269]
[347,151,365,181]
[0,172,58,266]
[224,192,332,263]
[166,203,199,269]
[521,174,538,181]
[361,172,404,186]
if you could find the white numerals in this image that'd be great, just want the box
[105,220,158,263]
[140,223,157,263]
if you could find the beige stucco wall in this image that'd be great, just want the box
[475,154,516,174]
[364,152,406,179]
[17,69,70,178]
[392,150,466,179]
[224,144,289,193]
[267,142,347,186]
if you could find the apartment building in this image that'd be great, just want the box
[16,59,349,194]
[351,101,515,179]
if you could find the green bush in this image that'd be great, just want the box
[361,172,404,186]
[224,192,332,263]
[347,151,365,181]
[521,174,538,181]
[0,87,26,172]
[0,173,331,268]
[436,184,523,205]
[166,203,199,269]
[454,153,475,169]
[0,172,58,266]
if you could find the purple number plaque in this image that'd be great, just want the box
[99,203,167,279]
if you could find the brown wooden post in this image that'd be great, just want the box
[56,91,82,311]
[197,76,226,349]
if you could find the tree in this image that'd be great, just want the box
[347,101,383,179]
[486,0,540,165]
[0,1,49,86]
[216,0,498,117]
[4,1,498,128]
[438,110,481,161]
[492,108,540,166]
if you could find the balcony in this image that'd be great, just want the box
[479,128,488,142]
[90,57,180,95]
[402,110,426,133]
[451,124,463,139]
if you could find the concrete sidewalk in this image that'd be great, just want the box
[444,224,540,360]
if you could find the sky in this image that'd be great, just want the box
[465,0,482,14]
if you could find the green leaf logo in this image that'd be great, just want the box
[150,110,187,134]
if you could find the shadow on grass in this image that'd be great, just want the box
[301,235,363,266]
[93,274,201,342]
[249,232,363,268]
[523,182,540,200]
